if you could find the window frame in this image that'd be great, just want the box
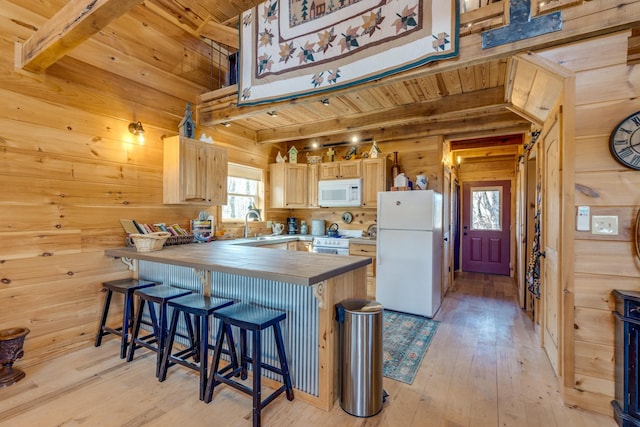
[221,163,264,222]
[469,185,503,231]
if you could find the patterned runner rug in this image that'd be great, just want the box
[383,309,439,384]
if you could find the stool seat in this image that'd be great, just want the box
[169,294,233,316]
[127,285,192,378]
[159,294,236,401]
[95,278,157,359]
[205,303,293,427]
[213,303,286,331]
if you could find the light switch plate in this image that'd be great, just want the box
[592,215,618,235]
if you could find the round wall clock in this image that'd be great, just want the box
[341,212,353,224]
[610,111,640,170]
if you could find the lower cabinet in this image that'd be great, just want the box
[349,242,376,299]
[261,241,303,251]
[297,241,313,252]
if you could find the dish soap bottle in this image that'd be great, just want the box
[300,220,308,235]
[391,152,401,179]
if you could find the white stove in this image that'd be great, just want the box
[312,230,362,255]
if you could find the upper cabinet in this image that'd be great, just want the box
[270,163,308,208]
[163,136,228,205]
[307,164,319,208]
[319,160,361,180]
[361,158,391,208]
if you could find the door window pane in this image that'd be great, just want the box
[471,187,501,231]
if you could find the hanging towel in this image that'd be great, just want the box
[526,182,542,299]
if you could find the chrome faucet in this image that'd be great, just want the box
[244,209,261,238]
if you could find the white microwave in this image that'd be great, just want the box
[318,178,362,207]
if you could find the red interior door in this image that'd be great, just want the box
[462,180,511,275]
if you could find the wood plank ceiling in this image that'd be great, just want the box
[11,0,572,161]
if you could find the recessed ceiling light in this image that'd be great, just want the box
[321,99,330,106]
[267,111,278,117]
[352,136,358,143]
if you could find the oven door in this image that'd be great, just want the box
[312,246,349,255]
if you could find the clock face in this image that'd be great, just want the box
[610,112,640,170]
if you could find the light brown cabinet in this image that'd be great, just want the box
[297,241,313,252]
[319,160,361,180]
[269,163,308,208]
[262,241,301,251]
[163,136,227,205]
[307,164,319,208]
[350,242,376,299]
[361,158,391,208]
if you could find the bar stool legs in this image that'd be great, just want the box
[94,279,157,359]
[204,303,294,427]
[126,285,191,378]
[158,294,236,401]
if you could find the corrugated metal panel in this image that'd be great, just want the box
[137,261,319,396]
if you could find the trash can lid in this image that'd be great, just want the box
[338,299,383,314]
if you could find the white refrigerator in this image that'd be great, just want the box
[376,190,443,318]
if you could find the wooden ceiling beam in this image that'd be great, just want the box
[199,19,239,50]
[291,111,530,148]
[449,134,523,149]
[16,0,142,73]
[255,86,508,144]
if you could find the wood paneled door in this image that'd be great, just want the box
[541,118,562,376]
[461,180,511,275]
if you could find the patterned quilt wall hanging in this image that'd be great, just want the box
[237,0,459,106]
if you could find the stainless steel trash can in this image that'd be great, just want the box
[335,299,384,417]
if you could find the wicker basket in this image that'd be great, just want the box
[129,232,171,252]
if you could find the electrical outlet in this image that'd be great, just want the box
[592,215,618,235]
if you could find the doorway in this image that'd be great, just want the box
[461,180,511,275]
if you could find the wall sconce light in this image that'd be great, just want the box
[321,99,330,106]
[128,121,145,144]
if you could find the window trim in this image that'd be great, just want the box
[469,185,502,231]
[221,163,264,222]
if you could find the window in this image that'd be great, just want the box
[222,163,263,220]
[470,186,502,231]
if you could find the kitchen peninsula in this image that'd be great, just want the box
[104,242,370,411]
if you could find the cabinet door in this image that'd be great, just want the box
[307,164,319,207]
[339,161,361,178]
[350,243,376,276]
[361,158,388,208]
[181,139,208,202]
[319,163,340,179]
[284,164,308,207]
[205,145,228,204]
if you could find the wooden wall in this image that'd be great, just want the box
[540,31,640,414]
[0,7,275,367]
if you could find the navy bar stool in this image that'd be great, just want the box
[158,294,237,401]
[95,278,157,359]
[127,285,192,377]
[204,303,294,427]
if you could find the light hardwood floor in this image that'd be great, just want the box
[0,273,616,426]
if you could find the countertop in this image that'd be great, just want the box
[350,237,377,245]
[105,240,371,286]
